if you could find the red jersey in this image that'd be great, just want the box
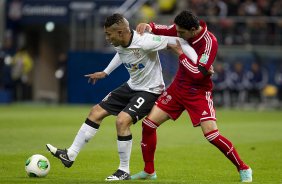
[149,20,218,92]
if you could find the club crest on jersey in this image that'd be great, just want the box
[131,49,142,59]
[199,53,209,64]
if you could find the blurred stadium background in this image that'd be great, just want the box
[0,0,282,109]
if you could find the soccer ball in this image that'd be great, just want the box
[25,154,50,177]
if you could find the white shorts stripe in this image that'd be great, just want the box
[205,92,215,119]
[200,116,216,121]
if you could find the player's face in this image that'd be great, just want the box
[104,27,123,47]
[176,25,194,40]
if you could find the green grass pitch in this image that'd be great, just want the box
[0,104,282,183]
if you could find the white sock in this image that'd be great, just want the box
[67,122,98,161]
[117,138,132,174]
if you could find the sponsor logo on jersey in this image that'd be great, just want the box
[123,63,145,71]
[199,53,209,65]
[152,36,161,42]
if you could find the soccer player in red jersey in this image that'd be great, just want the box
[131,10,252,182]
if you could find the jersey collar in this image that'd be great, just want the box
[189,20,207,45]
[123,29,134,48]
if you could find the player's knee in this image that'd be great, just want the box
[88,105,106,122]
[142,118,158,133]
[116,115,131,128]
[204,129,219,142]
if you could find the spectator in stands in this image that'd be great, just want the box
[183,0,282,45]
[257,0,271,16]
[244,61,268,106]
[55,52,68,103]
[225,0,240,16]
[212,62,229,107]
[11,47,33,101]
[0,50,5,89]
[186,0,209,16]
[238,0,259,16]
[0,31,14,92]
[227,61,246,107]
[275,63,282,108]
[157,0,177,15]
[270,0,282,16]
[139,1,156,23]
[207,0,228,17]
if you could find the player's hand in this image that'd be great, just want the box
[208,65,214,75]
[136,23,152,35]
[84,71,107,85]
[167,40,184,56]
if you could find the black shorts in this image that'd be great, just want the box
[99,83,160,124]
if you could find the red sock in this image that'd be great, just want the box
[205,130,249,171]
[141,117,159,174]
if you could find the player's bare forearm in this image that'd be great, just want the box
[84,71,107,85]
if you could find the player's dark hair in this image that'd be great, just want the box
[104,13,124,28]
[174,10,200,30]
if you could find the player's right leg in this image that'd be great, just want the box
[201,121,252,182]
[131,105,170,180]
[106,89,160,181]
[105,112,133,181]
[46,104,109,167]
[131,171,157,180]
[46,144,73,168]
[239,168,252,182]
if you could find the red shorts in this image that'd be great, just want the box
[155,84,216,127]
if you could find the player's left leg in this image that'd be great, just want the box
[131,87,184,180]
[131,105,171,180]
[106,111,132,181]
[106,90,160,181]
[188,91,252,182]
[201,120,252,182]
[46,104,109,168]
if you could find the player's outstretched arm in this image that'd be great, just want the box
[167,40,184,56]
[168,40,214,76]
[84,71,107,85]
[167,37,198,63]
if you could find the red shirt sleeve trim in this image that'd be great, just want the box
[179,54,197,67]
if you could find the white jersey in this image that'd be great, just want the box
[115,30,167,94]
[104,30,198,94]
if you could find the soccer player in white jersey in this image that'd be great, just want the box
[46,13,197,181]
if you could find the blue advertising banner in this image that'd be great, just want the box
[67,51,128,104]
[6,0,125,24]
